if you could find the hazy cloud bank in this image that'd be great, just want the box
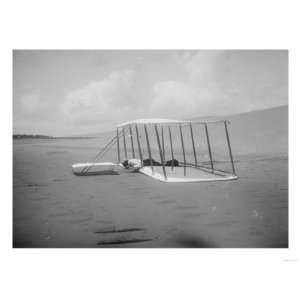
[13,50,288,135]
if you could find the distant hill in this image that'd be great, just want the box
[13,134,96,140]
[193,105,288,156]
[228,105,288,156]
[52,105,288,157]
[13,134,54,139]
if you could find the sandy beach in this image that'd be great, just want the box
[13,106,288,248]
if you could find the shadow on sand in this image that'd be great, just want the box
[170,233,216,248]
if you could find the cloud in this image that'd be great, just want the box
[151,80,198,117]
[14,90,56,122]
[13,90,61,134]
[20,93,40,114]
[62,54,239,128]
[62,70,143,126]
[13,50,288,136]
[61,50,288,131]
[149,52,234,119]
[150,52,233,118]
[14,91,42,116]
[150,79,230,119]
[150,51,288,118]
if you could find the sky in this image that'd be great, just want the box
[13,50,288,136]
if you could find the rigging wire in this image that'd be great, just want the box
[80,129,126,174]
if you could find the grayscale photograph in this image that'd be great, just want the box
[13,50,288,248]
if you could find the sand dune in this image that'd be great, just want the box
[82,105,288,157]
[192,105,288,156]
[13,105,288,248]
[227,105,288,156]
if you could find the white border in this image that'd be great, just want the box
[1,1,299,299]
